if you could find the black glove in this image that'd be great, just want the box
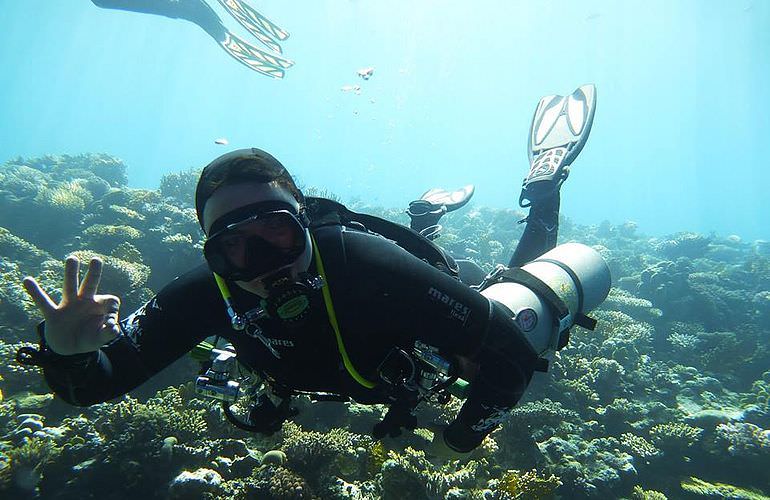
[224,394,298,435]
[372,402,418,439]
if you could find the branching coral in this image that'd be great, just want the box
[68,250,150,292]
[81,224,143,253]
[0,227,52,266]
[649,422,703,453]
[538,436,636,497]
[494,469,562,499]
[281,422,373,483]
[379,446,487,499]
[505,398,581,442]
[43,180,93,214]
[93,387,207,450]
[603,288,662,321]
[680,477,768,499]
[0,436,61,496]
[242,464,317,499]
[619,433,660,460]
[714,422,770,458]
[631,485,668,499]
[159,168,201,206]
[655,232,711,259]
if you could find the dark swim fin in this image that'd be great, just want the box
[407,185,475,240]
[219,30,294,78]
[217,0,289,54]
[520,84,597,206]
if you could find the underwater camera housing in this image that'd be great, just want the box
[377,340,470,402]
[194,344,241,402]
[192,340,295,433]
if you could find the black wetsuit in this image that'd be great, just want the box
[91,0,228,42]
[36,193,561,452]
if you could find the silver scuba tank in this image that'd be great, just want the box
[480,242,611,357]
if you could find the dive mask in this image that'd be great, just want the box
[204,202,309,281]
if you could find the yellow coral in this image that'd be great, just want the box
[497,469,562,499]
[365,440,388,477]
[45,180,93,213]
[680,477,769,499]
[109,204,145,222]
[0,437,61,493]
[632,485,668,499]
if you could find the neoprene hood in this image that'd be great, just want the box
[195,148,304,229]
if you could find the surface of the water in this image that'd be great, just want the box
[1,0,768,239]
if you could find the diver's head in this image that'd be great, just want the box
[196,148,311,296]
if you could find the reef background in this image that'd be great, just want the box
[0,154,769,499]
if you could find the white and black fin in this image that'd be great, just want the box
[520,84,597,206]
[418,185,475,213]
[218,30,294,78]
[217,0,289,54]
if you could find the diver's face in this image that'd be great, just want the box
[203,182,305,295]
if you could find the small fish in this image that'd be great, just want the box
[341,84,362,94]
[357,67,374,80]
[214,138,229,145]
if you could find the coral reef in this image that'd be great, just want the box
[1,152,769,499]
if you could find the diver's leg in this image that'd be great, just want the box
[91,0,226,39]
[91,0,291,77]
[407,185,475,240]
[508,192,560,267]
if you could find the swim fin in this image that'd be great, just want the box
[217,0,289,54]
[218,30,294,78]
[520,84,597,207]
[407,185,475,240]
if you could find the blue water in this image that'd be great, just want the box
[1,0,768,240]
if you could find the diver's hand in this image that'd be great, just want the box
[22,256,121,355]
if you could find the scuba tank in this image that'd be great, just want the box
[480,242,611,360]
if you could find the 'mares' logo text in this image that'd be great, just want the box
[427,287,471,324]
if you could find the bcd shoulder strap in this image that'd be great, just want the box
[305,197,459,277]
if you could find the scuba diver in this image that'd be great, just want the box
[17,85,609,455]
[90,0,293,78]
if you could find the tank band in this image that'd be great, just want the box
[534,257,585,314]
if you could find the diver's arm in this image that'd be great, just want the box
[38,264,226,406]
